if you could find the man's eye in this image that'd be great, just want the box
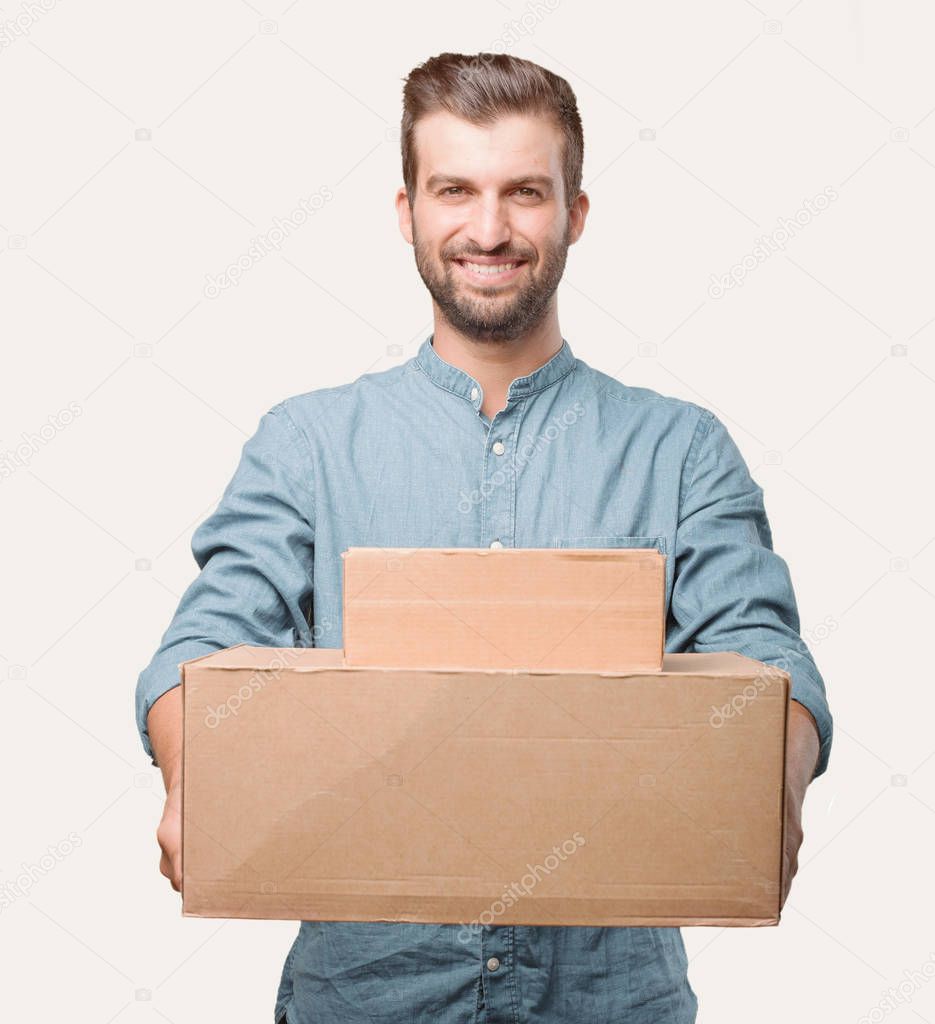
[515,187,541,198]
[442,186,464,196]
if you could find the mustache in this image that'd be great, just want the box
[446,251,533,262]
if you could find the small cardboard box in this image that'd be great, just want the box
[343,547,666,673]
[181,646,790,926]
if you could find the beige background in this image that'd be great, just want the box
[2,0,933,1021]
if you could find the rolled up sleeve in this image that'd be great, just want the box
[667,410,833,778]
[134,401,316,764]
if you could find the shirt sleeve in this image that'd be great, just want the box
[134,401,315,765]
[667,409,833,778]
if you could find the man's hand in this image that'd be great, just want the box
[157,781,182,892]
[148,686,183,895]
[781,699,821,909]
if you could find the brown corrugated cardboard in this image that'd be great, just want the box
[343,547,666,673]
[181,646,789,927]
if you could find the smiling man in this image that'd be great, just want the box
[137,52,832,1024]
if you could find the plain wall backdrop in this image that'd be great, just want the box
[2,0,934,1020]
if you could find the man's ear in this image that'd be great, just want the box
[567,190,590,246]
[396,187,414,245]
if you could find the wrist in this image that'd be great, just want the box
[160,757,182,794]
[789,700,821,785]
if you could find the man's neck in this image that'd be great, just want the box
[431,310,563,420]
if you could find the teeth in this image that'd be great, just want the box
[463,261,518,275]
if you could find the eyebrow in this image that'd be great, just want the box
[424,173,555,193]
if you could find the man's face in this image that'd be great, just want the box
[398,111,586,343]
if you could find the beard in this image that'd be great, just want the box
[412,219,571,343]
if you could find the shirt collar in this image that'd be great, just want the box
[415,334,577,410]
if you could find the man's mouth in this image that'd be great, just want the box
[452,257,527,284]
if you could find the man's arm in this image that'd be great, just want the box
[783,699,820,907]
[136,401,316,890]
[149,686,183,890]
[668,409,833,899]
[668,409,833,775]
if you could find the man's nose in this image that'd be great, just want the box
[465,195,511,252]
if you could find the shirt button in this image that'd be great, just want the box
[492,441,505,455]
[486,956,500,972]
[470,387,479,401]
[490,539,503,549]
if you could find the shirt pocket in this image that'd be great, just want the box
[551,535,667,556]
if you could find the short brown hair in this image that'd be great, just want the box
[401,52,583,210]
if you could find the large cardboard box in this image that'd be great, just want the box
[343,546,666,673]
[181,646,790,927]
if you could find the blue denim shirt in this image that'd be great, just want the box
[136,336,832,1024]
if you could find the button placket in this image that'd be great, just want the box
[479,925,515,1024]
[480,409,515,550]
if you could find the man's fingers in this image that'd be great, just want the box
[160,851,181,892]
[780,814,804,909]
[158,816,182,893]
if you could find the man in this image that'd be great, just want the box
[137,52,832,1023]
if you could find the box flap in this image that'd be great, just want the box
[181,645,344,672]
